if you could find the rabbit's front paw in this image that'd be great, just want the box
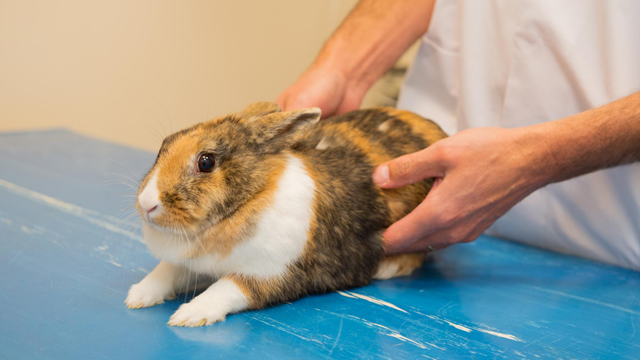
[168,301,225,327]
[125,280,174,309]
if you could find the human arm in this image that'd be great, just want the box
[277,0,436,117]
[373,91,640,254]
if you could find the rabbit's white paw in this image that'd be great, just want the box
[168,301,226,327]
[125,280,174,309]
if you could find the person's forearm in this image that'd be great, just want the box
[525,92,640,187]
[315,0,436,92]
[375,91,640,252]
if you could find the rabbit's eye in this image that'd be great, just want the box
[197,153,216,173]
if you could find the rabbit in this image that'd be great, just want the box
[125,102,447,327]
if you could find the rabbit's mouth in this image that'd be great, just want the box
[143,205,162,224]
[145,217,165,232]
[140,222,201,263]
[144,217,188,237]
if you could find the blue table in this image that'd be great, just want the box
[1,129,639,359]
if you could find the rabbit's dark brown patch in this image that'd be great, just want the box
[280,108,445,297]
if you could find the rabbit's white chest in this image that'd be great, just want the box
[143,154,315,278]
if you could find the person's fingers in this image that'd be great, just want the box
[373,145,446,189]
[279,93,308,112]
[382,175,472,254]
[333,87,365,116]
[402,240,449,254]
[278,89,336,117]
[382,196,444,253]
[393,215,492,254]
[385,228,450,255]
[399,229,460,253]
[387,228,457,255]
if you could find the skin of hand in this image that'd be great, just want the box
[373,127,549,254]
[276,0,436,116]
[374,92,640,254]
[276,63,366,119]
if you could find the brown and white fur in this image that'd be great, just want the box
[125,102,447,327]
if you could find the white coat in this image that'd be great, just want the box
[398,0,640,270]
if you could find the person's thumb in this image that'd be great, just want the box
[373,146,444,188]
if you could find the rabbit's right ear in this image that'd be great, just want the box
[251,107,321,152]
[237,102,282,122]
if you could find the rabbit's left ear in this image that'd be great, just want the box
[251,107,322,152]
[237,102,282,121]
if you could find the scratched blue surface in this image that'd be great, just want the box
[0,129,639,360]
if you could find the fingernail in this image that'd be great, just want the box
[373,164,389,185]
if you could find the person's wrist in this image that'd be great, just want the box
[510,125,561,190]
[315,39,376,97]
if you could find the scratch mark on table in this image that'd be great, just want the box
[444,320,472,333]
[0,284,14,304]
[531,286,640,316]
[20,225,38,234]
[328,318,343,356]
[250,314,324,345]
[519,334,551,350]
[0,178,142,242]
[476,328,524,342]
[347,315,441,350]
[418,312,524,342]
[513,350,526,357]
[109,260,123,267]
[627,315,636,343]
[337,291,408,314]
[7,238,33,265]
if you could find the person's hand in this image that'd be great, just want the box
[373,127,551,254]
[276,64,367,118]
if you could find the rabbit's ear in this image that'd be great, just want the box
[236,102,282,122]
[251,107,322,152]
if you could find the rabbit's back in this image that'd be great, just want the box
[298,108,446,167]
[295,107,448,223]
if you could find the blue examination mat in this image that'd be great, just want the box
[1,129,638,359]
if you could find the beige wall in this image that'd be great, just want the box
[0,0,363,151]
[1,1,419,152]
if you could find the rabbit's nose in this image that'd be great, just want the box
[138,171,161,216]
[139,200,159,215]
